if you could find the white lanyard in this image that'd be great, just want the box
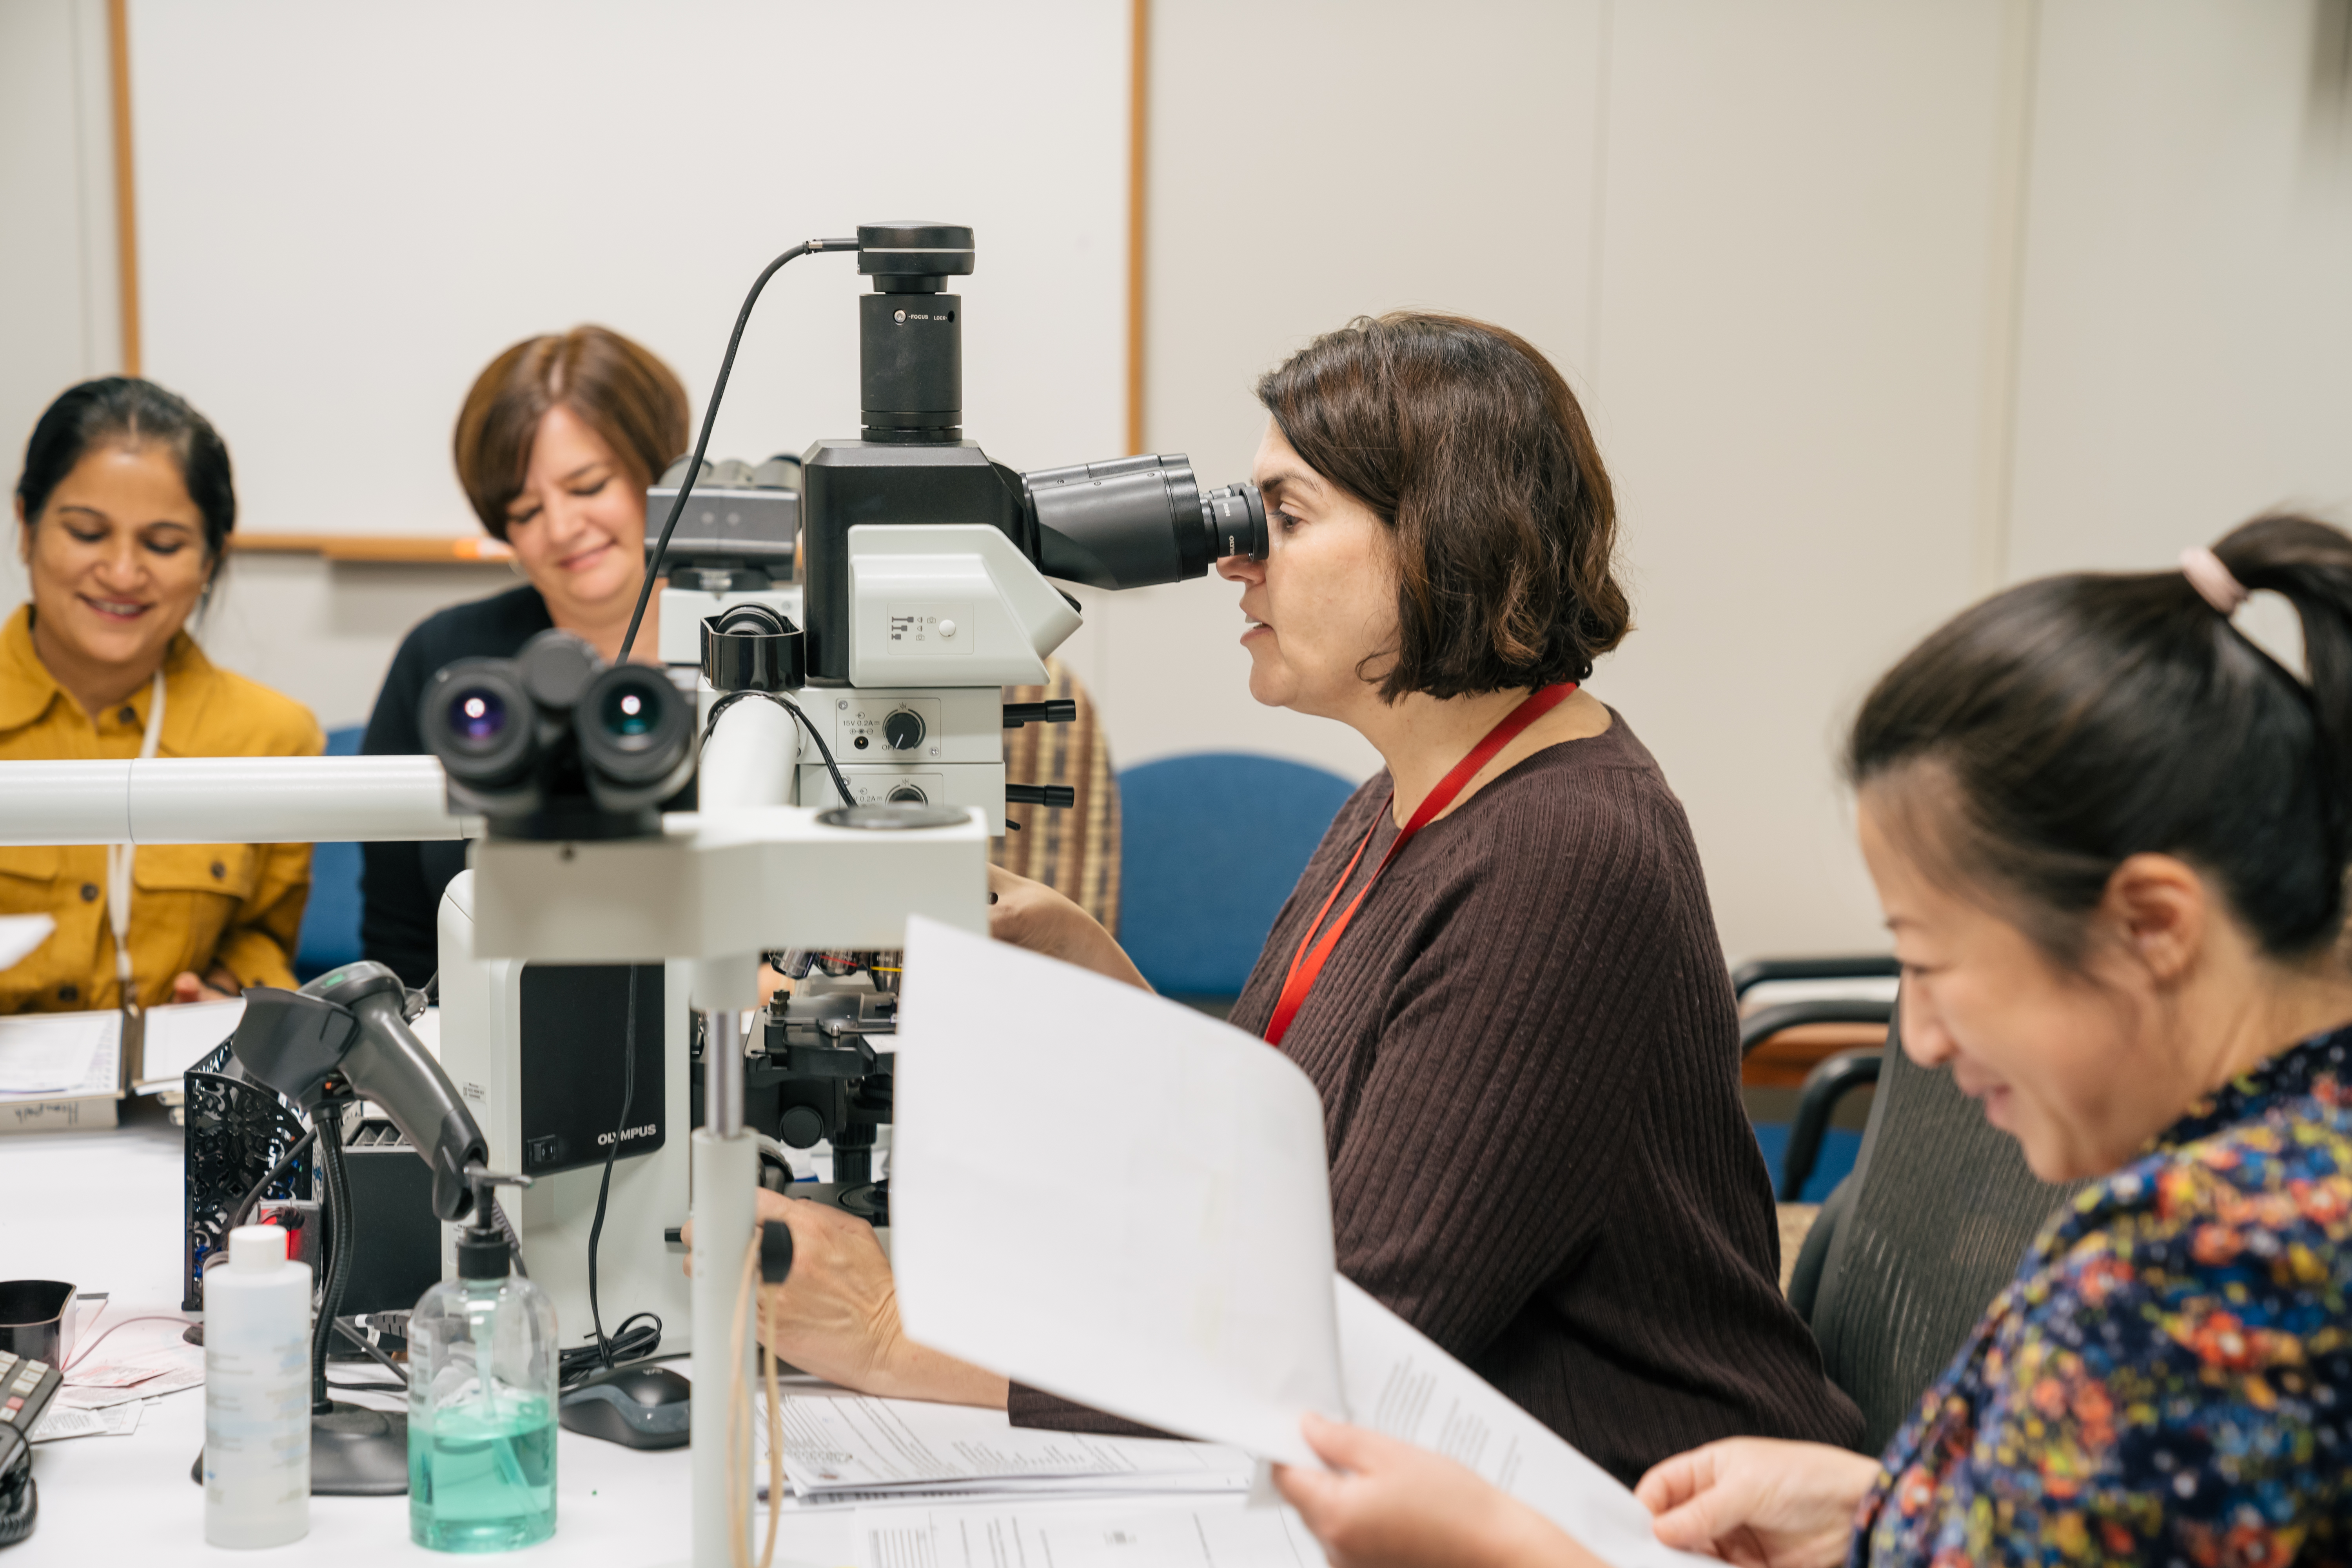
[106,669,167,1008]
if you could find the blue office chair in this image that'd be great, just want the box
[1116,752,1359,1002]
[294,726,367,981]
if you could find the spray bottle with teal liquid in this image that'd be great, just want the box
[408,1172,557,1553]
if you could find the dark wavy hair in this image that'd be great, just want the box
[15,377,236,570]
[1849,514,2352,965]
[1254,312,1630,701]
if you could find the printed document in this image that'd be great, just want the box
[0,1009,120,1098]
[768,1395,1254,1500]
[891,917,1711,1567]
[858,1501,1326,1568]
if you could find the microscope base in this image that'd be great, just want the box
[185,1403,410,1496]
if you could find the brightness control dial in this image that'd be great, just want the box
[883,709,926,751]
[886,784,929,804]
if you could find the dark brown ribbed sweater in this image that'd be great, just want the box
[1009,711,1862,1481]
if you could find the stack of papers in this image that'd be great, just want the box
[0,999,250,1104]
[760,1395,1255,1510]
[858,1501,1325,1568]
[0,1010,120,1100]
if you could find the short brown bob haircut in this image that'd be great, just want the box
[452,325,689,541]
[1255,312,1630,702]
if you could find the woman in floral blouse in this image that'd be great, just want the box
[1270,513,2352,1568]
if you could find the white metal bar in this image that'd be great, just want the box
[0,756,475,845]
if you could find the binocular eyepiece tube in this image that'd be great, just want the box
[422,630,695,836]
[1023,454,1266,593]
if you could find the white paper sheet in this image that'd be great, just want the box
[892,917,1343,1469]
[0,913,56,971]
[884,918,1715,1568]
[0,1009,120,1098]
[857,1502,1326,1568]
[767,1394,1255,1497]
[29,1399,144,1443]
[1335,1280,1713,1568]
[133,996,246,1090]
[58,1342,203,1410]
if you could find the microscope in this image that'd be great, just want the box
[0,220,1260,1567]
[425,223,1266,1358]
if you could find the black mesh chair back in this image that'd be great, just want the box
[1807,1005,2088,1454]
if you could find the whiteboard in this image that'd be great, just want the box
[127,0,1131,538]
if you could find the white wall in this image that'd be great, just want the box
[1134,0,2032,956]
[127,0,1131,539]
[0,0,122,613]
[2005,0,2352,578]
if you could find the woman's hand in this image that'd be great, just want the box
[987,864,1151,990]
[684,1189,1007,1409]
[1275,1414,1605,1568]
[170,967,239,1003]
[1633,1439,1880,1568]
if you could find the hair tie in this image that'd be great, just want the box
[2180,546,2250,615]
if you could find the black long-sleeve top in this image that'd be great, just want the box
[1011,711,1863,1483]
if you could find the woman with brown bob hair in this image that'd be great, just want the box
[358,325,688,985]
[720,312,1862,1481]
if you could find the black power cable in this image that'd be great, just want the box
[310,1111,354,1414]
[618,236,860,664]
[584,966,638,1368]
[702,688,855,809]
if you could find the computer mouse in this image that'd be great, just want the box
[558,1363,692,1450]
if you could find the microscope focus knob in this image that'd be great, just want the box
[884,709,926,751]
[778,1106,826,1149]
[886,784,929,805]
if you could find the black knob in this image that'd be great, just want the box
[884,709,926,750]
[886,784,929,804]
[778,1105,826,1149]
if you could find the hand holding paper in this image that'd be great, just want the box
[888,916,1716,1566]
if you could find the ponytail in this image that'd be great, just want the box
[1847,512,2352,965]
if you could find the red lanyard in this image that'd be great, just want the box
[1263,682,1579,1048]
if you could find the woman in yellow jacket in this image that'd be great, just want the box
[1,377,320,1015]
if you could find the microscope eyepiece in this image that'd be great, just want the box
[423,632,688,833]
[576,664,695,807]
[422,660,537,789]
[1022,455,1267,591]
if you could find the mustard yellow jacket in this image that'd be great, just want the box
[0,605,324,1013]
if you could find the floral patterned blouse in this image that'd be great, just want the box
[1854,1024,2352,1567]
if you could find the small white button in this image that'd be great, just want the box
[938,619,958,638]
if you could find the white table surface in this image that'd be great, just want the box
[0,1101,849,1568]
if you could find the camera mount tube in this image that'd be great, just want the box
[1023,455,1267,590]
[857,222,974,444]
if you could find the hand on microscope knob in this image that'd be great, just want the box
[681,1189,1009,1411]
[985,864,1151,992]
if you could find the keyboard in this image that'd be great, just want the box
[0,1350,62,1449]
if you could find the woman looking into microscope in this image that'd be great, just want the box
[717,312,1862,1482]
[1,377,321,1013]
